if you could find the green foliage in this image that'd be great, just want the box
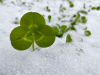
[52,25,62,37]
[74,13,80,23]
[22,2,25,5]
[69,26,76,31]
[10,26,33,50]
[48,15,51,22]
[59,4,66,12]
[60,25,67,33]
[69,1,74,8]
[70,12,87,27]
[0,0,3,3]
[88,10,90,12]
[46,6,50,12]
[73,14,77,17]
[84,27,87,30]
[78,10,88,15]
[52,26,59,33]
[13,17,19,24]
[58,17,61,21]
[70,13,80,27]
[71,21,76,26]
[10,12,55,51]
[56,33,63,37]
[85,30,91,36]
[62,14,66,18]
[61,20,68,23]
[83,4,86,9]
[96,6,100,10]
[66,34,72,42]
[91,7,96,10]
[56,24,60,28]
[81,16,87,23]
[20,12,46,32]
[35,25,55,47]
[14,21,19,24]
[91,6,100,10]
[11,1,15,4]
[37,0,39,2]
[52,24,67,38]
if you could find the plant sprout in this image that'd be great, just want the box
[78,10,88,15]
[59,4,66,12]
[13,17,19,24]
[66,34,72,42]
[83,4,86,9]
[46,6,50,12]
[52,24,67,37]
[91,7,96,10]
[10,12,55,51]
[85,30,91,36]
[48,15,51,22]
[68,0,74,8]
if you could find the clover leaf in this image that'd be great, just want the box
[20,12,46,32]
[10,26,33,50]
[34,25,55,47]
[10,12,55,51]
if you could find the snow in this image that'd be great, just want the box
[0,0,100,75]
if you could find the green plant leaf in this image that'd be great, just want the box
[96,6,100,10]
[81,16,87,23]
[91,7,96,10]
[35,25,55,47]
[84,27,87,30]
[78,10,88,14]
[73,14,77,17]
[46,6,50,12]
[52,26,59,33]
[81,16,86,19]
[66,34,72,42]
[58,17,61,21]
[56,32,63,37]
[71,22,76,26]
[20,12,46,32]
[63,7,66,10]
[74,13,80,23]
[0,0,3,3]
[48,15,51,22]
[83,4,86,9]
[67,26,76,31]
[10,12,56,51]
[56,24,60,28]
[60,25,67,32]
[10,26,33,50]
[22,2,25,5]
[69,1,74,8]
[85,30,91,36]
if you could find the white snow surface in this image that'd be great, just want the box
[0,0,100,75]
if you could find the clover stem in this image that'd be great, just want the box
[32,33,35,51]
